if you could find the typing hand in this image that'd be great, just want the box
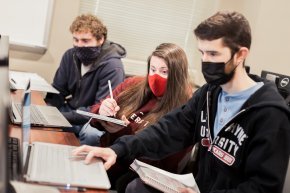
[178,188,197,193]
[99,98,120,117]
[71,145,117,170]
[99,115,130,133]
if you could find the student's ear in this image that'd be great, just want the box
[236,47,249,65]
[97,36,105,45]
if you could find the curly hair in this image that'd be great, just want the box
[70,14,107,40]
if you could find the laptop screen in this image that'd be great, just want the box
[0,35,10,193]
[0,90,9,193]
[21,80,31,168]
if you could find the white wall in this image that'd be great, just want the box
[9,0,80,83]
[9,0,290,86]
[246,0,290,77]
[206,0,290,85]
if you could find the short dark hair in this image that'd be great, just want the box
[194,11,251,54]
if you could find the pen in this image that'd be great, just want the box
[108,80,117,117]
[57,185,87,192]
[108,80,113,99]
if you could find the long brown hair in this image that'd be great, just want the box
[116,43,192,128]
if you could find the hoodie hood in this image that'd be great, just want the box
[243,74,290,115]
[98,40,126,61]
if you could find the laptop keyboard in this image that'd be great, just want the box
[8,137,21,180]
[33,143,75,182]
[14,103,49,125]
[30,143,100,184]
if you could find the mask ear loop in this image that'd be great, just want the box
[227,47,244,73]
[223,50,242,78]
[225,49,238,65]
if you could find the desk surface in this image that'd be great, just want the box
[9,90,108,193]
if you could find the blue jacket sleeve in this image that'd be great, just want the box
[44,51,71,108]
[61,58,125,125]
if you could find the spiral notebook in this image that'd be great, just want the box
[130,159,200,193]
[76,109,127,126]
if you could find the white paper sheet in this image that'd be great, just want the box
[9,71,59,94]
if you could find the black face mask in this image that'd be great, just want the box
[202,57,236,85]
[74,46,101,66]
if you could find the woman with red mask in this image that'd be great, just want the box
[80,43,193,192]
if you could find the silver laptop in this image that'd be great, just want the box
[10,80,71,128]
[19,81,111,189]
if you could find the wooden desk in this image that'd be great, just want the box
[9,90,108,193]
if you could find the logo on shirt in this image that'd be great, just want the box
[129,112,150,128]
[199,110,248,166]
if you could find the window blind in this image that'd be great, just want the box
[79,0,216,82]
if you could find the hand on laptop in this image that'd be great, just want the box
[72,145,117,170]
[99,115,130,133]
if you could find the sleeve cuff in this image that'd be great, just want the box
[110,143,126,158]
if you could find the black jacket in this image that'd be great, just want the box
[45,40,126,125]
[111,75,290,193]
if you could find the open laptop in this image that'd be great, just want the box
[9,80,72,128]
[1,35,60,193]
[13,80,111,189]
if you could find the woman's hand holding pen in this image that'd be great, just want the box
[99,98,129,133]
[101,79,120,116]
[99,98,120,116]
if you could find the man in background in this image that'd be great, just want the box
[45,14,126,135]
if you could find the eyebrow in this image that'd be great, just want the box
[150,65,168,69]
[198,49,219,53]
[73,37,92,41]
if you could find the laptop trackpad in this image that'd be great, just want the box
[36,105,71,127]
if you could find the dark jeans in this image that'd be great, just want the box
[125,178,162,193]
[115,170,138,193]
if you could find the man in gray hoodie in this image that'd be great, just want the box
[45,14,126,135]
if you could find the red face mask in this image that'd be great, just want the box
[148,74,167,97]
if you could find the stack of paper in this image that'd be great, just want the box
[130,159,200,193]
[9,71,59,94]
